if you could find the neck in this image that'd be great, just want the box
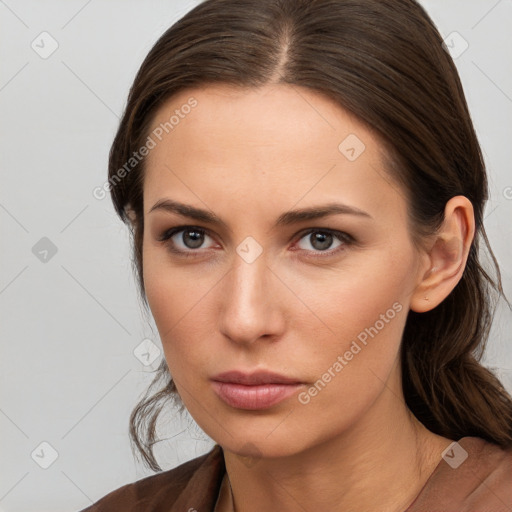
[222,371,452,512]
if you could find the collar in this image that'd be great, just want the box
[170,444,226,512]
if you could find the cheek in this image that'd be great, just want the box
[288,272,409,437]
[291,246,411,327]
[143,239,194,327]
[285,245,414,382]
[142,245,215,374]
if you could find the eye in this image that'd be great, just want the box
[158,226,217,256]
[293,228,353,257]
[158,225,354,259]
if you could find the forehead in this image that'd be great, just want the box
[147,83,375,158]
[142,83,406,225]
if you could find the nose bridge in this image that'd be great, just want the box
[218,246,283,345]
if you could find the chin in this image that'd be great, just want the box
[207,419,320,461]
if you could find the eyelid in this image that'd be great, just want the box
[294,227,354,243]
[157,226,208,243]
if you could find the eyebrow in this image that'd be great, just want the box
[148,198,373,228]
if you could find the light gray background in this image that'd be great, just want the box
[1,1,511,511]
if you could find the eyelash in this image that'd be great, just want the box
[157,225,355,259]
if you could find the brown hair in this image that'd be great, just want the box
[107,0,512,471]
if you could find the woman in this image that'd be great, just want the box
[81,0,512,510]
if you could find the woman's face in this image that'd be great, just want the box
[141,83,430,458]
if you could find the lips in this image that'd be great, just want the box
[211,370,304,410]
[212,370,302,385]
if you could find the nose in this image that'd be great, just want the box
[218,250,286,347]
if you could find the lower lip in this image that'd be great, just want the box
[211,381,303,410]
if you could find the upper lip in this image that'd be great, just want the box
[211,370,302,385]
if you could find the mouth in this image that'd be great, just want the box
[210,370,304,410]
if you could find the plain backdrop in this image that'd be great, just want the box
[0,1,511,511]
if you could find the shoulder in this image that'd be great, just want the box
[78,444,225,512]
[409,436,512,511]
[454,436,512,502]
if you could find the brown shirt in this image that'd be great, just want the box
[79,437,512,511]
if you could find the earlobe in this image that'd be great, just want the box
[124,204,138,229]
[410,196,475,313]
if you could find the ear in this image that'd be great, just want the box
[410,196,475,313]
[124,204,138,230]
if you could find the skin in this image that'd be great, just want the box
[138,83,475,512]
